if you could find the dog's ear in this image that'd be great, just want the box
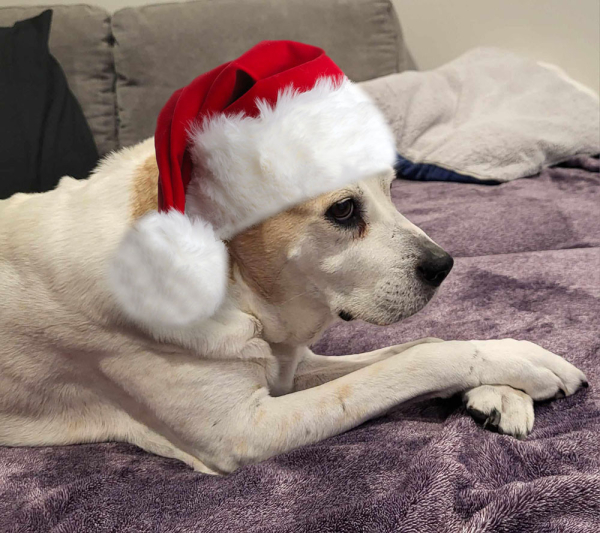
[107,210,228,330]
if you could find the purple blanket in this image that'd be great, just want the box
[1,158,599,532]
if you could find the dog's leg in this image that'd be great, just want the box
[296,340,542,439]
[125,421,221,474]
[293,337,444,391]
[294,340,536,438]
[197,339,585,471]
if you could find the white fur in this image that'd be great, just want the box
[108,210,228,329]
[111,79,395,327]
[186,78,397,238]
[0,138,587,475]
[464,385,534,439]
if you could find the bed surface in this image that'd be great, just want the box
[1,158,599,533]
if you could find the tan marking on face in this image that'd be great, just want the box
[228,193,336,303]
[130,156,159,220]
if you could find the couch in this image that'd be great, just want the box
[0,0,415,157]
[1,2,599,532]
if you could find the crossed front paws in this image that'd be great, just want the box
[464,339,588,439]
[464,385,535,439]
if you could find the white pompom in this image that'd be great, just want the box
[108,210,228,329]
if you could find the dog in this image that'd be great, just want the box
[0,137,587,475]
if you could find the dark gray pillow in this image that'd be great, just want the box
[0,10,99,199]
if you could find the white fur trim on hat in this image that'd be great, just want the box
[108,210,228,329]
[185,77,396,239]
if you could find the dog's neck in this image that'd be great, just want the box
[228,259,335,348]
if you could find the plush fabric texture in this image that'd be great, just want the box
[108,210,228,329]
[0,5,116,156]
[143,41,394,325]
[360,48,600,183]
[112,0,415,148]
[391,156,600,258]
[1,157,598,532]
[0,0,415,155]
[184,77,395,238]
[156,40,345,213]
[0,10,99,199]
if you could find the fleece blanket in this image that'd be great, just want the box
[1,157,598,532]
[360,48,600,183]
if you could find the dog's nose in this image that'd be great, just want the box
[416,244,454,287]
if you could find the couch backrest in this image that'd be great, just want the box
[0,0,414,155]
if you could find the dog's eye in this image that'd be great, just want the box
[325,197,366,235]
[327,198,355,222]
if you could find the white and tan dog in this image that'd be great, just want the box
[0,137,588,475]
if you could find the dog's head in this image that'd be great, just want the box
[229,169,453,334]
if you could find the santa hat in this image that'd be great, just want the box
[109,40,396,330]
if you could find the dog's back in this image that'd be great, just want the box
[0,138,158,446]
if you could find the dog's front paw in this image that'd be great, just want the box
[470,339,588,401]
[464,385,534,440]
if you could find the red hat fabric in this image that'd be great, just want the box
[155,40,344,213]
[109,40,396,329]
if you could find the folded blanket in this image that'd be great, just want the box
[361,48,600,183]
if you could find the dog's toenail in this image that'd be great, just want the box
[490,408,501,425]
[467,407,488,423]
[483,408,501,430]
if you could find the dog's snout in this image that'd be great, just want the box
[416,243,454,287]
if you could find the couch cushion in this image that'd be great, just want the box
[0,5,117,156]
[112,0,415,148]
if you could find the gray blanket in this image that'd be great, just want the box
[1,157,598,532]
[361,48,600,183]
